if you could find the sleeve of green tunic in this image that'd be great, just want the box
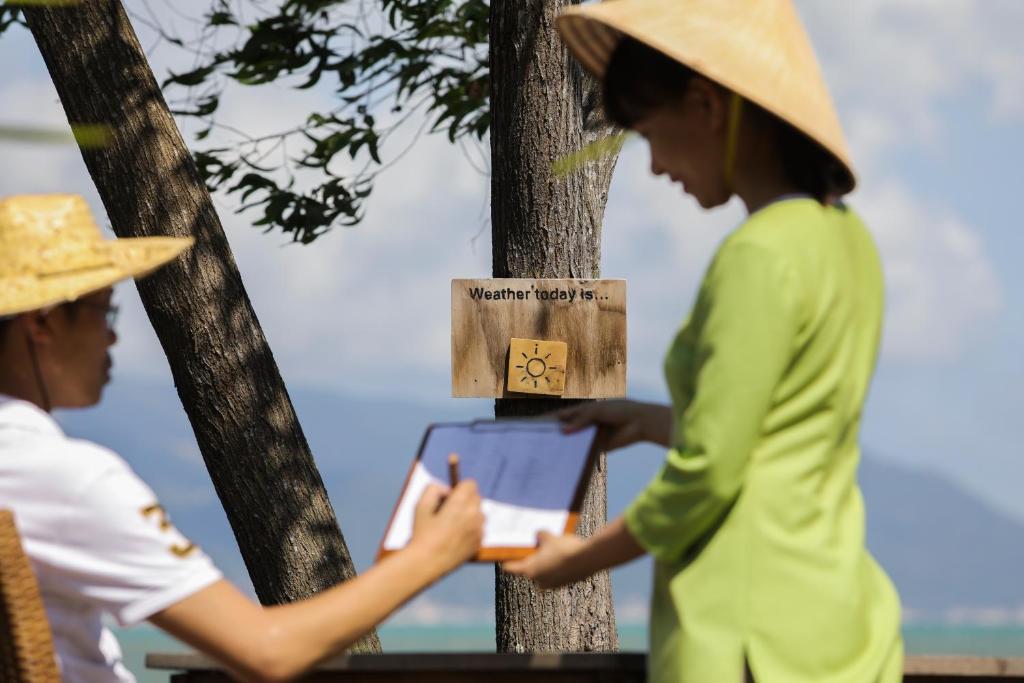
[625,240,803,564]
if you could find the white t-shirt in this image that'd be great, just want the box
[0,396,222,683]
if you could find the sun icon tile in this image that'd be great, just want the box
[508,338,567,396]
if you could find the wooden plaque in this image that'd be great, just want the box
[451,278,626,398]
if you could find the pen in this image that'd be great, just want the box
[448,453,460,487]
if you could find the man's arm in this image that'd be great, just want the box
[150,482,483,683]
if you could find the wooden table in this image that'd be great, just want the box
[148,652,1024,682]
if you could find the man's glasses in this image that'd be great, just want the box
[77,301,120,330]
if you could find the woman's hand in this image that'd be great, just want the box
[410,482,485,574]
[557,400,674,451]
[502,532,587,589]
[503,518,646,590]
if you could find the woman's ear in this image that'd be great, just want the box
[686,77,730,134]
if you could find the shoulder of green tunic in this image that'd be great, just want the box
[722,199,874,264]
[727,198,830,249]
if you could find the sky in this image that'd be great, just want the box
[1,0,1022,529]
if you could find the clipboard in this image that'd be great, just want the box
[376,419,600,563]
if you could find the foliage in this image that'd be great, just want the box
[3,0,614,242]
[160,0,490,243]
[0,4,25,33]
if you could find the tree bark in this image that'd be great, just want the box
[490,0,621,652]
[22,2,380,651]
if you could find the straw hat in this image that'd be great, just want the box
[0,194,193,317]
[557,0,856,193]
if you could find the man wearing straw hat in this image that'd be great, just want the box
[505,1,902,682]
[0,193,484,683]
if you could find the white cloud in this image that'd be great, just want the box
[0,76,87,193]
[205,120,492,398]
[791,0,1012,362]
[602,140,742,391]
[585,1,1015,380]
[1,0,1020,554]
[0,0,1012,392]
[0,16,491,399]
[857,180,1002,361]
[799,0,1024,170]
[605,149,1004,370]
[389,594,494,626]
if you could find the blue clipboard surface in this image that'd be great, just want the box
[378,419,599,562]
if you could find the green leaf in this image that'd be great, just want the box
[552,132,631,178]
[209,11,236,26]
[163,64,217,88]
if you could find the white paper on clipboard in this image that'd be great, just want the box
[381,420,598,553]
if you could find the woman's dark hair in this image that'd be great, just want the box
[604,36,697,130]
[603,37,851,201]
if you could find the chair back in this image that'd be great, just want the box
[0,510,60,682]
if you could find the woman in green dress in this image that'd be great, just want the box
[503,1,903,681]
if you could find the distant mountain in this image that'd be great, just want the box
[861,457,1024,617]
[55,378,1024,622]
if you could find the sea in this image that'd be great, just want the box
[117,623,1024,683]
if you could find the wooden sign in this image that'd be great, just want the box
[451,279,626,398]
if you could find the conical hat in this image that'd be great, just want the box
[0,194,193,317]
[557,0,856,193]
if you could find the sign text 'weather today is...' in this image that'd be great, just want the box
[467,285,600,303]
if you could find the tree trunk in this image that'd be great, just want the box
[22,2,380,650]
[490,0,621,652]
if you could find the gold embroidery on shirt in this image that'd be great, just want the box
[140,503,197,558]
[140,503,172,530]
[170,542,197,558]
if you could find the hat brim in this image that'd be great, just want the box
[557,5,625,81]
[556,3,857,195]
[0,235,193,317]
